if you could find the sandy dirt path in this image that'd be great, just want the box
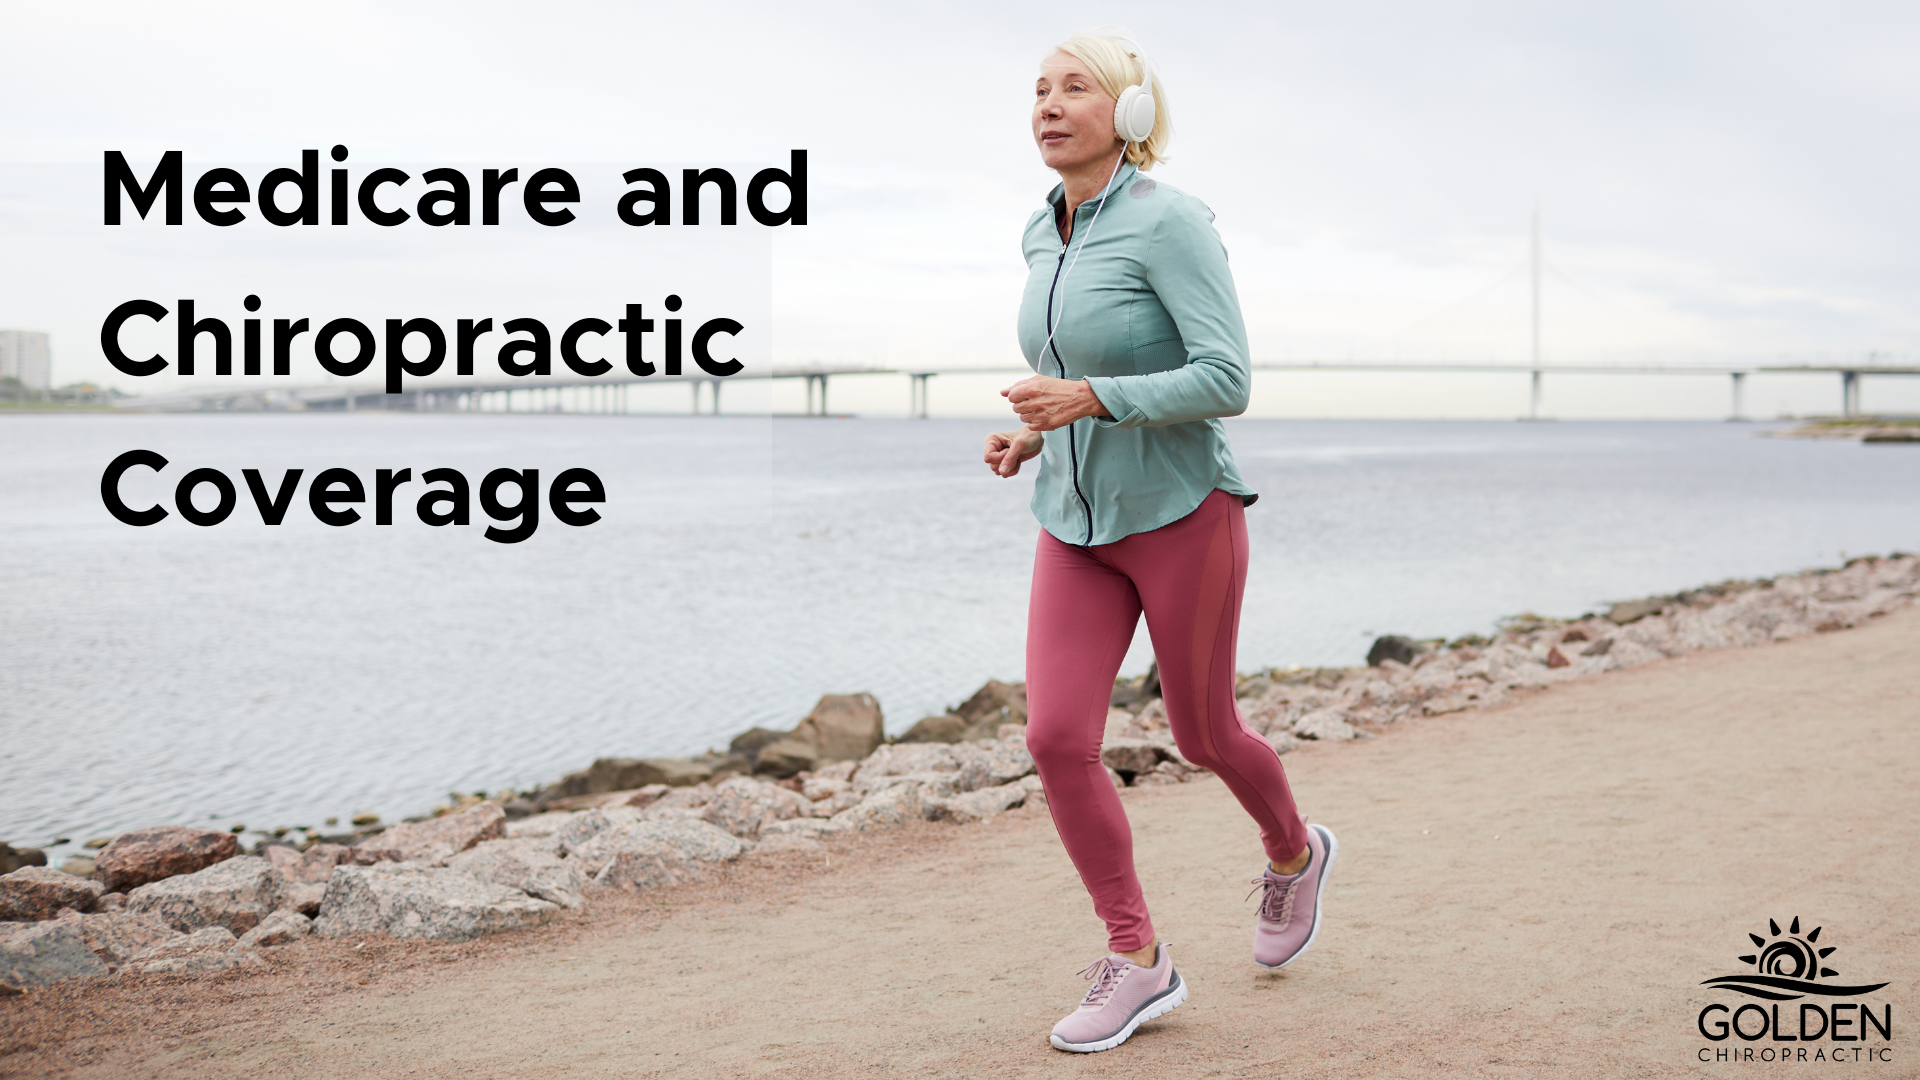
[6,608,1916,1079]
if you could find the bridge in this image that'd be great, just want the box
[110,360,1920,418]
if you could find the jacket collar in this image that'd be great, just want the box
[1046,159,1141,218]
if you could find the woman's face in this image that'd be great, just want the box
[1034,50,1120,173]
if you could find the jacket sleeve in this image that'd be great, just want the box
[1084,196,1252,427]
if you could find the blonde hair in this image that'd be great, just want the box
[1052,27,1173,170]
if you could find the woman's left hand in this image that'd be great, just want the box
[1002,376,1111,431]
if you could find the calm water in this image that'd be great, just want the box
[4,414,1917,854]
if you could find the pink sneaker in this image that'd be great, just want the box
[1250,822,1338,969]
[1048,943,1188,1053]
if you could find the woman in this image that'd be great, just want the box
[983,29,1339,1054]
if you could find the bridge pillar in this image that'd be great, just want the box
[1842,371,1860,417]
[1528,369,1542,420]
[712,379,722,416]
[909,373,934,418]
[1729,372,1746,421]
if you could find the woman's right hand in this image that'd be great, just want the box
[984,427,1045,478]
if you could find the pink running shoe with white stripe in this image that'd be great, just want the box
[1048,943,1188,1053]
[1251,822,1339,969]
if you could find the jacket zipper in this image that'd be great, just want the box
[1044,237,1095,546]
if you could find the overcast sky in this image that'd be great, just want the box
[2,0,1915,417]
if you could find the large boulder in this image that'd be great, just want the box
[541,759,713,803]
[699,777,817,839]
[750,737,819,778]
[125,855,283,935]
[954,680,1028,730]
[0,843,47,875]
[895,714,969,744]
[795,693,886,763]
[1366,635,1424,668]
[727,727,789,761]
[569,818,746,878]
[0,866,104,920]
[445,839,588,909]
[57,909,175,970]
[314,864,558,941]
[354,803,506,866]
[1,920,109,991]
[93,827,239,893]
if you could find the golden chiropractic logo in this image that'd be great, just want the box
[1696,917,1893,1065]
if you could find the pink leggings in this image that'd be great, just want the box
[1025,489,1308,953]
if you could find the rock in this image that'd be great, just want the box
[896,713,969,744]
[95,893,127,912]
[829,783,925,830]
[274,844,352,916]
[1267,732,1300,756]
[0,843,48,875]
[541,758,713,804]
[506,811,584,839]
[551,809,616,855]
[926,782,1030,823]
[314,864,558,941]
[646,785,717,813]
[59,910,174,969]
[1100,739,1169,779]
[952,740,1037,793]
[1546,646,1572,669]
[751,833,825,855]
[568,818,746,877]
[953,680,1028,730]
[761,817,843,837]
[1292,708,1359,741]
[351,812,381,826]
[263,846,302,873]
[130,927,266,974]
[700,777,817,838]
[235,909,312,949]
[1606,597,1666,624]
[801,776,852,802]
[353,802,505,866]
[0,866,105,920]
[94,826,240,893]
[861,742,960,777]
[793,693,886,762]
[1366,635,1424,667]
[126,855,283,935]
[751,737,820,778]
[1581,637,1615,656]
[728,727,790,759]
[704,753,755,781]
[593,845,699,891]
[445,839,587,909]
[1,920,110,990]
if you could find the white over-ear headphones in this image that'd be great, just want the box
[1112,39,1157,144]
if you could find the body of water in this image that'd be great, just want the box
[4,414,1916,853]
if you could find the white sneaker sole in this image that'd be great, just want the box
[1254,822,1340,970]
[1048,971,1189,1053]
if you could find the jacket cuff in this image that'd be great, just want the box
[1087,377,1146,428]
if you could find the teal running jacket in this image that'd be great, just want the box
[1017,160,1257,546]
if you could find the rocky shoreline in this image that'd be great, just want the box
[4,552,1916,996]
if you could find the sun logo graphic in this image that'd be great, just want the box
[1701,917,1888,1000]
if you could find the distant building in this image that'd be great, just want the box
[0,331,52,390]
